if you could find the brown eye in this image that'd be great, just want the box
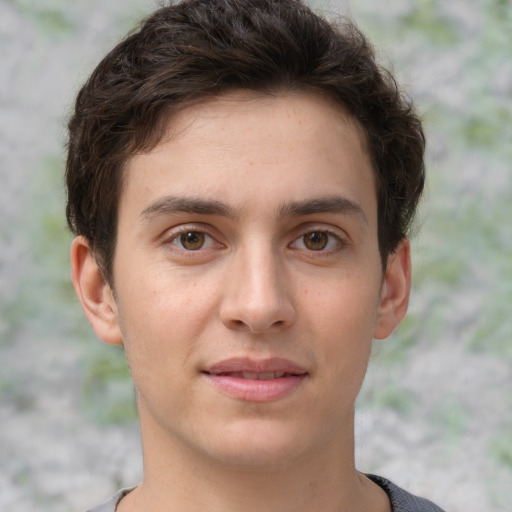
[179,231,205,250]
[303,231,328,251]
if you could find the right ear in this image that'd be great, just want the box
[70,236,123,346]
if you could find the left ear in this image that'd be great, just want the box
[374,238,412,340]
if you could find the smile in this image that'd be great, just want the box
[202,358,308,402]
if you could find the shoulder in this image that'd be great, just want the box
[367,474,446,512]
[85,488,134,512]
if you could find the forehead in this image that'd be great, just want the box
[121,90,376,224]
[155,90,370,163]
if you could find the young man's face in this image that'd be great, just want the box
[72,91,410,469]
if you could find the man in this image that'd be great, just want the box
[66,0,445,510]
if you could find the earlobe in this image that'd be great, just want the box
[70,236,123,346]
[374,238,412,340]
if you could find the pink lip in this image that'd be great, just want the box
[203,357,308,402]
[205,357,307,375]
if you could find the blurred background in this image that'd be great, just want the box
[0,0,510,510]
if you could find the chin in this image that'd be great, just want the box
[201,418,315,470]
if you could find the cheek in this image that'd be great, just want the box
[299,272,381,368]
[115,272,219,386]
[303,270,381,329]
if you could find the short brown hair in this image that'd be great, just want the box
[66,0,425,284]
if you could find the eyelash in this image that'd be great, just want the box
[166,226,220,251]
[289,229,345,254]
[163,226,346,255]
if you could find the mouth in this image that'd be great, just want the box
[203,371,304,380]
[202,358,308,402]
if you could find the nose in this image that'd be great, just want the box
[219,244,295,334]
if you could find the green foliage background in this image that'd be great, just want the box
[0,0,510,510]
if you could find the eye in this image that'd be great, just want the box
[172,231,215,251]
[303,232,329,251]
[291,230,342,252]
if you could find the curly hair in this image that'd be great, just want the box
[66,0,425,284]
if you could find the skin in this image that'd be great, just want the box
[71,91,411,512]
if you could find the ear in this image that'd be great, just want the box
[374,238,412,340]
[70,236,123,346]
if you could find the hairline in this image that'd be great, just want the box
[101,87,382,287]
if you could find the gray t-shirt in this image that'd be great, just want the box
[85,474,446,511]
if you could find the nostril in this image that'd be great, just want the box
[220,297,295,333]
[229,319,249,330]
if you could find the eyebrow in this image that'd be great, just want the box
[279,196,368,224]
[140,196,235,221]
[140,194,367,224]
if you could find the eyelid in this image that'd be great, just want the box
[172,231,215,250]
[288,225,349,252]
[162,224,224,250]
[159,222,348,253]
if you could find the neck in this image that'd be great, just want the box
[118,407,390,512]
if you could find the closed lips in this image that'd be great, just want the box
[204,371,304,380]
[203,357,308,375]
[202,359,308,401]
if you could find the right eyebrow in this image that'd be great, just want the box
[139,195,236,222]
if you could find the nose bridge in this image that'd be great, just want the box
[220,238,294,333]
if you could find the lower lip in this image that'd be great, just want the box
[204,374,306,402]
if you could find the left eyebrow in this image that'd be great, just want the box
[278,196,368,224]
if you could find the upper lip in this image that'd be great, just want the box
[203,357,308,375]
